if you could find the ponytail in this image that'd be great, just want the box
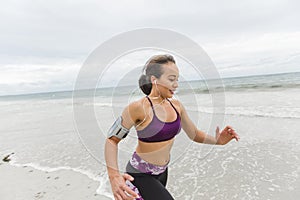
[139,74,152,95]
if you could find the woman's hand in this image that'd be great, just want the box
[109,173,139,200]
[215,125,240,145]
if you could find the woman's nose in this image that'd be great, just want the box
[173,81,178,88]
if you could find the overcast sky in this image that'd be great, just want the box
[0,0,299,95]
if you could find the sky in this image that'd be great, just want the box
[0,0,299,95]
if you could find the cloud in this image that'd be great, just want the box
[0,62,80,96]
[0,0,299,95]
[201,31,300,77]
[1,0,299,58]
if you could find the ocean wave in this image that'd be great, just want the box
[185,106,300,119]
[176,83,300,95]
[82,102,113,107]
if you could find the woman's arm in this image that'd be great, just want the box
[104,102,142,199]
[179,101,239,145]
[105,136,121,181]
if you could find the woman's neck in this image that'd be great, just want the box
[147,94,166,104]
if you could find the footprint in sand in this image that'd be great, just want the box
[34,191,46,199]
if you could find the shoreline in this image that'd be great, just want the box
[0,160,111,200]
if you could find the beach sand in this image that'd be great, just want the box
[0,161,111,200]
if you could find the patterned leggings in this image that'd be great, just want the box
[126,161,174,200]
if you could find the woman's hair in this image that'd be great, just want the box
[139,54,176,95]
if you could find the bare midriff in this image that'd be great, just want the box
[135,138,175,166]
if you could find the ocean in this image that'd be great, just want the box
[0,72,300,199]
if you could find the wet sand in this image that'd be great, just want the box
[0,161,111,200]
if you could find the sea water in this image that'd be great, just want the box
[0,72,299,199]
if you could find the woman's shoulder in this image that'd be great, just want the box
[127,96,147,108]
[168,98,182,113]
[168,98,180,103]
[126,97,148,116]
[168,98,181,106]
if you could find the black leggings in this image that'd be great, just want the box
[126,161,174,200]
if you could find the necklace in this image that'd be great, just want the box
[148,96,166,105]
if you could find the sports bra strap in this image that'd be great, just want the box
[146,96,179,115]
[166,99,179,114]
[146,96,155,113]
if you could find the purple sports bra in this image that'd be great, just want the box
[137,96,181,142]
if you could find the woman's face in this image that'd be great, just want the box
[154,62,179,98]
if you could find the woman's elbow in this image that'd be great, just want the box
[105,137,121,147]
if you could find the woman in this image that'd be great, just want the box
[105,55,239,200]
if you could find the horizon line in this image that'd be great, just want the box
[1,71,299,98]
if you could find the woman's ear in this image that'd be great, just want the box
[150,75,156,84]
